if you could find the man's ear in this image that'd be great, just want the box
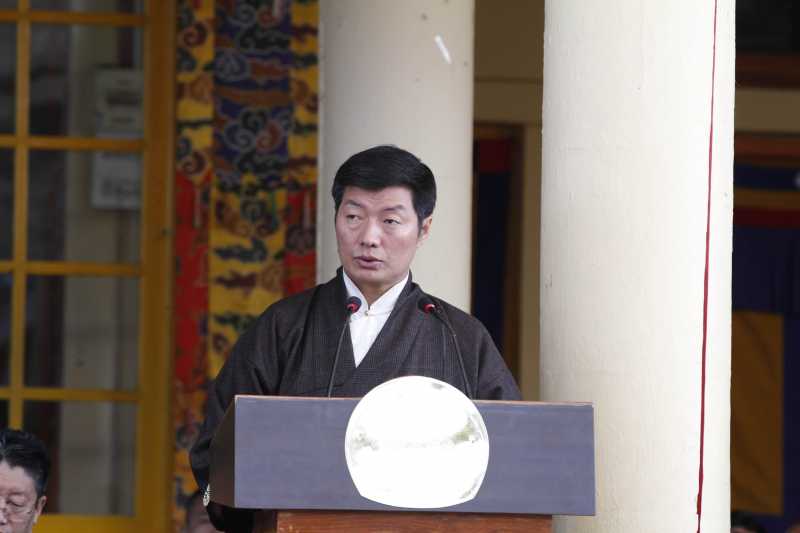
[417,216,433,245]
[32,495,46,523]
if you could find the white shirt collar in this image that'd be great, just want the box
[342,270,409,317]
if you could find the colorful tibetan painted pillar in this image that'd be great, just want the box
[540,1,734,532]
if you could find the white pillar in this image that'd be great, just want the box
[540,2,733,532]
[318,0,474,310]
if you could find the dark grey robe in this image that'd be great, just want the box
[190,270,520,491]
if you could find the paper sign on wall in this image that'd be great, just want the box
[91,69,143,210]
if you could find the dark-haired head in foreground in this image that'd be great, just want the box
[0,428,49,532]
[332,145,436,305]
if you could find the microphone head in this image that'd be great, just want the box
[417,296,437,314]
[346,296,362,314]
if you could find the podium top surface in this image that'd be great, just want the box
[210,396,595,516]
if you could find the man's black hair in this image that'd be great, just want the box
[331,145,437,227]
[0,428,50,498]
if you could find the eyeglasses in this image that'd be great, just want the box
[0,498,37,523]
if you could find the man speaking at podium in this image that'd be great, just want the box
[191,145,521,531]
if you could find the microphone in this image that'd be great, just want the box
[418,296,473,399]
[327,296,362,397]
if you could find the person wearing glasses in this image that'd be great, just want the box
[0,429,49,533]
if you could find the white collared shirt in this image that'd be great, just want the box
[342,270,409,367]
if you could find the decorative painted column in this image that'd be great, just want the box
[318,0,474,310]
[540,1,734,532]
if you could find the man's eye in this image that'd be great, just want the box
[384,219,400,225]
[346,214,360,221]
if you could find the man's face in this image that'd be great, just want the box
[335,186,431,303]
[0,461,45,533]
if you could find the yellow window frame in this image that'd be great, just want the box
[0,1,174,531]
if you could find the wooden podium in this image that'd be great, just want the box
[210,395,595,532]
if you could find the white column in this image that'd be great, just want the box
[318,0,474,310]
[540,2,733,532]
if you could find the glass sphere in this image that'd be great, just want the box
[344,375,490,509]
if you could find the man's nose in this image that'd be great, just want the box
[359,219,381,247]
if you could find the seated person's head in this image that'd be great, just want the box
[0,429,49,533]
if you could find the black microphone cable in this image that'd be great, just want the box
[418,296,473,399]
[326,296,362,397]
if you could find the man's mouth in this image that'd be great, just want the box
[355,256,382,268]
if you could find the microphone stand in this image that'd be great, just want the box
[419,296,473,399]
[326,297,361,397]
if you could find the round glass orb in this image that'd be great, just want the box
[344,375,490,509]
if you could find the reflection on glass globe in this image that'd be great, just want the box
[344,375,490,509]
